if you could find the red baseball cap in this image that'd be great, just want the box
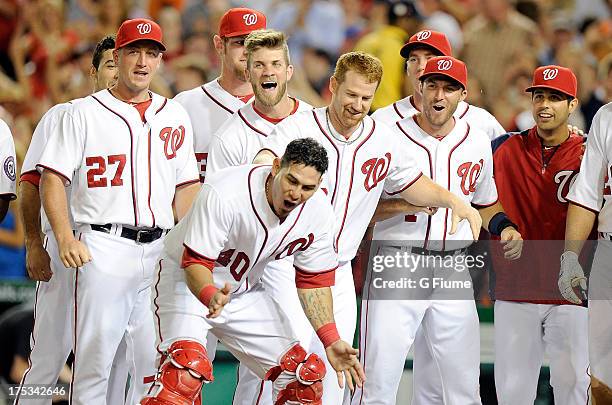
[400,30,452,58]
[525,65,577,98]
[115,19,165,51]
[420,56,467,89]
[219,8,267,38]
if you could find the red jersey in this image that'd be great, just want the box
[491,127,586,304]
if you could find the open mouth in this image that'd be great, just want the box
[433,105,445,112]
[283,199,298,210]
[261,81,278,90]
[134,71,148,78]
[538,112,553,119]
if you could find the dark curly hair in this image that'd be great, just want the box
[281,138,329,175]
[92,35,116,70]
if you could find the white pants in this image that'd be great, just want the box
[494,301,589,405]
[352,246,481,405]
[15,233,130,405]
[231,260,357,405]
[589,240,612,387]
[69,230,159,405]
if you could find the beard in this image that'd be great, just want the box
[233,63,248,82]
[252,80,287,107]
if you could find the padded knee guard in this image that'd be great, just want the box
[592,375,612,405]
[269,344,326,405]
[140,340,213,405]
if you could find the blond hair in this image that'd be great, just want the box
[245,29,290,68]
[333,51,383,85]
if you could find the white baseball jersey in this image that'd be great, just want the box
[207,98,313,175]
[23,102,75,233]
[174,79,248,182]
[163,164,338,294]
[37,89,199,229]
[0,118,16,199]
[567,102,612,232]
[372,95,505,141]
[373,115,498,249]
[260,107,422,262]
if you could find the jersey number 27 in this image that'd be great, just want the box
[86,154,126,188]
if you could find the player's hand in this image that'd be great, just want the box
[568,124,585,137]
[207,282,231,319]
[449,199,482,240]
[325,340,365,391]
[406,205,438,216]
[500,227,522,260]
[558,251,587,304]
[58,237,92,268]
[25,240,52,281]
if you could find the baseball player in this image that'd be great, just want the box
[174,7,266,183]
[0,118,16,222]
[15,36,134,405]
[36,19,199,405]
[207,29,312,175]
[253,52,484,405]
[560,101,612,404]
[353,56,522,405]
[142,138,364,405]
[371,30,505,141]
[491,66,589,404]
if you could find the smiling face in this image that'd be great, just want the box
[419,75,466,129]
[270,159,322,219]
[248,46,293,107]
[329,70,377,132]
[407,47,439,95]
[531,88,577,131]
[92,49,118,91]
[114,40,162,96]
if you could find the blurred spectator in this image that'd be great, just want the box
[268,0,346,64]
[0,204,25,279]
[582,52,612,131]
[158,6,184,61]
[416,0,463,52]
[354,0,420,111]
[148,0,185,20]
[462,0,539,108]
[0,0,18,79]
[339,0,368,51]
[288,46,333,106]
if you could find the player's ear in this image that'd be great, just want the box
[89,66,97,81]
[213,35,224,55]
[568,97,579,114]
[329,76,338,95]
[286,64,294,81]
[460,88,467,102]
[271,158,281,176]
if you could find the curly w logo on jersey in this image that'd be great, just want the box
[457,159,483,195]
[275,233,315,260]
[361,153,391,191]
[159,126,185,159]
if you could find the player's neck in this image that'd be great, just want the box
[253,96,296,120]
[416,113,455,139]
[411,92,423,111]
[327,106,361,139]
[218,73,252,97]
[110,83,151,103]
[536,125,570,146]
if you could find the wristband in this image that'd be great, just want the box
[316,323,341,348]
[489,212,518,236]
[198,284,219,307]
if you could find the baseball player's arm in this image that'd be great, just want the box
[398,175,482,239]
[564,203,596,255]
[478,202,522,259]
[173,182,200,222]
[19,179,51,281]
[370,198,436,224]
[183,258,231,319]
[297,286,365,390]
[40,171,91,268]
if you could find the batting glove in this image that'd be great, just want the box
[558,251,587,304]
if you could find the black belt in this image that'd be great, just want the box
[410,246,466,257]
[91,223,165,243]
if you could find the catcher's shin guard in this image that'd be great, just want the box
[591,375,612,405]
[140,340,213,405]
[266,344,326,405]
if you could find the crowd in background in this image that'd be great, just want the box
[0,0,611,281]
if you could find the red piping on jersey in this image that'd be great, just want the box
[238,109,269,137]
[472,199,498,208]
[258,148,278,157]
[181,245,216,270]
[20,170,41,187]
[458,103,469,119]
[357,266,374,405]
[201,84,235,114]
[393,102,404,119]
[294,265,337,288]
[36,164,71,185]
[147,129,156,227]
[313,111,341,204]
[153,259,165,355]
[92,94,139,227]
[177,179,200,188]
[565,197,600,215]
[443,124,470,250]
[181,243,217,263]
[69,232,83,405]
[269,201,307,257]
[247,166,270,289]
[386,172,423,195]
[409,95,420,112]
[155,98,168,114]
[396,120,434,248]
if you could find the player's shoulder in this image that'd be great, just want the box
[459,102,493,120]
[173,84,207,104]
[302,188,335,222]
[592,101,612,126]
[372,96,411,125]
[205,164,261,195]
[465,122,490,144]
[295,97,314,112]
[491,130,528,154]
[0,118,11,141]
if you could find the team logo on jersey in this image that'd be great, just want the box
[3,156,15,181]
[542,68,559,81]
[137,22,152,35]
[362,153,391,192]
[437,58,453,71]
[243,13,258,26]
[554,170,579,203]
[275,233,315,260]
[159,126,185,159]
[457,159,483,195]
[416,30,431,41]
